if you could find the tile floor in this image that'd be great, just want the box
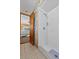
[20,43,48,59]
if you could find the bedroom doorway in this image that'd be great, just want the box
[20,13,30,44]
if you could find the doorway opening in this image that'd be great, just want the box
[20,12,38,47]
[20,13,30,44]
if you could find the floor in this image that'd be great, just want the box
[20,36,29,44]
[20,43,48,59]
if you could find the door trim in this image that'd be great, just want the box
[29,12,35,45]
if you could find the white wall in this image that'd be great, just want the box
[35,6,59,51]
[35,8,48,48]
[48,6,59,50]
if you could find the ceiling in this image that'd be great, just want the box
[40,0,59,13]
[20,0,40,15]
[20,0,59,15]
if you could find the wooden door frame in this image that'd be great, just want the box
[29,12,38,47]
[34,11,39,48]
[20,13,30,44]
[29,12,35,45]
[20,12,38,47]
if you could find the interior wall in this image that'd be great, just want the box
[48,6,59,50]
[35,6,59,51]
[35,8,48,48]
